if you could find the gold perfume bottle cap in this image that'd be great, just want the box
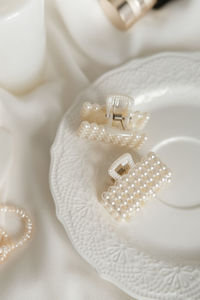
[99,0,156,30]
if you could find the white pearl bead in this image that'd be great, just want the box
[102,151,172,221]
[0,204,33,264]
[83,102,92,111]
[83,121,90,129]
[124,176,129,183]
[102,192,109,200]
[122,213,127,219]
[93,104,100,110]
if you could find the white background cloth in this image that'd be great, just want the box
[0,0,199,299]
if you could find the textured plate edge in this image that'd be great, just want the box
[49,52,200,300]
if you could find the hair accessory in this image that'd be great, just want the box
[101,152,172,221]
[0,204,33,263]
[78,95,150,149]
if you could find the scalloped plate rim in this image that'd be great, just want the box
[50,52,200,300]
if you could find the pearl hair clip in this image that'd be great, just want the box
[0,204,33,263]
[78,95,150,149]
[102,152,172,221]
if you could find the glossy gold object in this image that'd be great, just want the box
[99,0,157,30]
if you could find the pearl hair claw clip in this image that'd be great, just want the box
[102,152,172,221]
[78,95,150,149]
[0,204,33,263]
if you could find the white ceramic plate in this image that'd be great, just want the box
[50,53,200,300]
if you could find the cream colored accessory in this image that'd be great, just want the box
[99,0,157,30]
[102,152,172,221]
[0,129,33,264]
[78,95,150,149]
[0,204,33,263]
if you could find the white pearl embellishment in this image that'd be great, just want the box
[78,121,147,149]
[0,204,33,263]
[78,95,150,149]
[102,152,172,221]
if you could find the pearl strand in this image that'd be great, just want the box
[78,121,147,149]
[102,152,172,221]
[0,205,33,263]
[80,101,150,131]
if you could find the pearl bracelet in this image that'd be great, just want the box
[0,204,33,263]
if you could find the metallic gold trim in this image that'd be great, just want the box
[99,0,157,30]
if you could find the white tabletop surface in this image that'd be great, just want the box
[0,0,199,299]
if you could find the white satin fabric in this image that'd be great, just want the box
[0,0,199,299]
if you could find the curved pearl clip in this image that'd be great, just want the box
[102,152,172,221]
[0,204,33,264]
[78,95,150,149]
